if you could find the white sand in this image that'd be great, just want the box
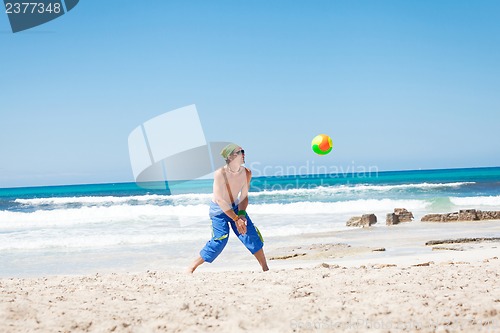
[1,220,500,332]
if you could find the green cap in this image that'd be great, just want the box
[220,143,239,159]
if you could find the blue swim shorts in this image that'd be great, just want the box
[200,202,264,263]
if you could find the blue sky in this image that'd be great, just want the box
[1,0,499,188]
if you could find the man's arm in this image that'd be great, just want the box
[237,168,251,218]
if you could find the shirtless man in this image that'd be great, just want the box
[187,143,269,273]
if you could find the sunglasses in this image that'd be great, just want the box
[233,149,245,156]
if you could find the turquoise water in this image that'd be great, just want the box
[1,167,499,277]
[2,166,500,205]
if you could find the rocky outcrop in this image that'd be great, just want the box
[346,214,377,227]
[386,208,414,225]
[386,213,398,225]
[479,211,500,219]
[425,237,500,246]
[458,209,478,221]
[395,208,414,222]
[421,213,458,222]
[421,209,500,222]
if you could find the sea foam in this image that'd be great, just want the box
[450,195,500,207]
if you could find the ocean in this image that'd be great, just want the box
[1,167,500,277]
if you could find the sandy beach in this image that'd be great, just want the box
[1,220,500,333]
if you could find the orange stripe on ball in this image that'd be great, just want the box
[319,137,331,151]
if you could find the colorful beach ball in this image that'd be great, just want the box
[311,134,333,155]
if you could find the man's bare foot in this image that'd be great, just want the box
[187,256,205,274]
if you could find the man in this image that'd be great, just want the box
[187,143,269,273]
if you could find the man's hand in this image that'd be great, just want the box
[235,217,247,235]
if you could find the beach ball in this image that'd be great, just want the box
[311,134,333,155]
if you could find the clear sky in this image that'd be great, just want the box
[1,0,499,188]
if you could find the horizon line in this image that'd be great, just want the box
[1,165,499,191]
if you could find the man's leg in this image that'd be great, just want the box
[187,256,205,274]
[230,214,269,271]
[188,215,229,273]
[253,248,269,271]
